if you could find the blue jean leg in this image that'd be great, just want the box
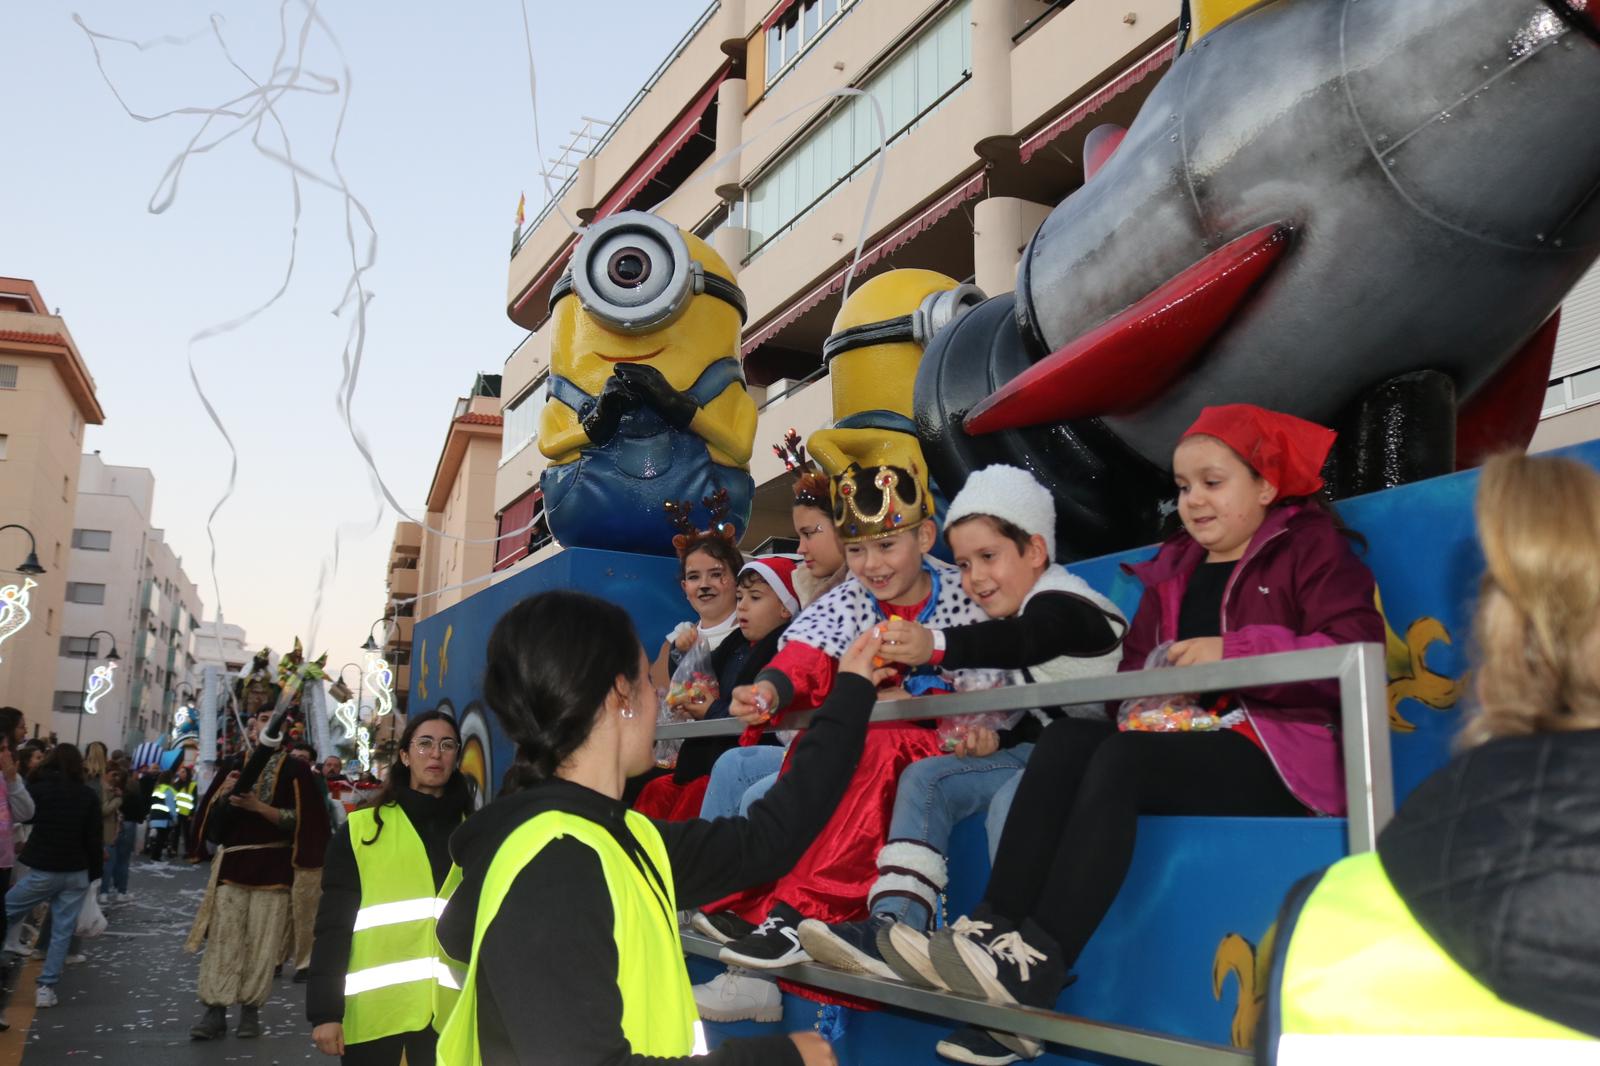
[6,869,89,987]
[985,769,1024,866]
[110,820,136,893]
[872,746,1032,926]
[737,772,779,816]
[700,745,786,821]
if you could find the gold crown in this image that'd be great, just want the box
[832,463,932,542]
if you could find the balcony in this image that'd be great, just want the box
[388,568,419,597]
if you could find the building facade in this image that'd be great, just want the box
[416,380,503,622]
[380,520,421,712]
[0,278,106,734]
[494,0,1189,562]
[51,453,203,749]
[193,619,250,676]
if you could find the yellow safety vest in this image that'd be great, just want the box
[174,783,196,816]
[343,805,457,1045]
[434,808,704,1064]
[1270,851,1594,1062]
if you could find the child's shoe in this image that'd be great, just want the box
[717,902,809,969]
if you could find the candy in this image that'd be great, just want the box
[666,671,720,711]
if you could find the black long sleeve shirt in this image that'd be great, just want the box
[435,672,879,1066]
[18,772,102,883]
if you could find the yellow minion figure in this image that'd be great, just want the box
[807,269,983,482]
[538,212,758,554]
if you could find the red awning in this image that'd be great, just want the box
[494,487,543,571]
[510,234,578,324]
[761,0,798,32]
[1018,40,1177,164]
[592,66,728,219]
[741,170,987,356]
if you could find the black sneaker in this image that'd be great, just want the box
[691,909,756,945]
[717,902,810,969]
[930,918,1067,1058]
[797,915,897,980]
[935,1026,1024,1065]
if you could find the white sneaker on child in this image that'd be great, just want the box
[34,985,58,1008]
[692,970,783,1023]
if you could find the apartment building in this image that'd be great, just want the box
[0,278,106,730]
[379,519,422,712]
[51,453,203,749]
[493,0,1186,562]
[194,619,251,676]
[416,376,504,623]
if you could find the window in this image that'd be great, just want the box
[500,375,547,464]
[60,636,99,656]
[0,434,7,460]
[53,690,84,715]
[72,529,112,551]
[1543,366,1600,417]
[747,1,973,255]
[0,364,16,389]
[765,0,857,87]
[65,582,106,605]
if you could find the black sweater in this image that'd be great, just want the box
[19,771,103,882]
[305,776,474,1027]
[435,673,878,1066]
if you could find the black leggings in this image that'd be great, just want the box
[983,718,1306,966]
[341,1027,437,1066]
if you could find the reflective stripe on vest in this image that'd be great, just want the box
[343,806,451,1046]
[435,808,703,1065]
[1272,851,1591,1062]
[174,785,196,815]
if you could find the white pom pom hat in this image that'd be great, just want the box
[943,464,1058,561]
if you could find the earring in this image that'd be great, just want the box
[620,706,637,720]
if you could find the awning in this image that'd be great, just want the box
[510,234,578,324]
[1018,40,1177,164]
[494,487,543,572]
[761,0,798,32]
[741,170,987,356]
[591,66,728,219]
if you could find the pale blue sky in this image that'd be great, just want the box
[0,1,706,681]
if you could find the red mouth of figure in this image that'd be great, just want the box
[595,348,664,363]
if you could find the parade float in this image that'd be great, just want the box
[414,0,1600,1060]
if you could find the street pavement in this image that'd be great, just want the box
[0,855,319,1066]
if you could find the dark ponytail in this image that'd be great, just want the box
[358,709,463,845]
[484,590,643,795]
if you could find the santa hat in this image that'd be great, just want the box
[1181,404,1336,500]
[944,464,1058,562]
[740,555,802,616]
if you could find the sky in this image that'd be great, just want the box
[0,1,708,681]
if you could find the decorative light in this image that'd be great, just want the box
[0,578,37,664]
[333,699,358,742]
[364,651,394,718]
[171,704,197,743]
[355,724,372,773]
[84,660,118,716]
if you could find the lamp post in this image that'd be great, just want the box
[0,524,47,576]
[337,662,365,719]
[360,615,391,655]
[76,629,121,747]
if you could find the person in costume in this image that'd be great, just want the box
[186,666,331,1041]
[901,404,1383,1062]
[797,466,1127,1063]
[648,498,744,693]
[537,212,758,553]
[634,556,798,823]
[432,589,889,1065]
[307,710,473,1065]
[694,460,1002,990]
[1259,452,1600,1058]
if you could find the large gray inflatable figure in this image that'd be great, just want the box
[917,0,1600,559]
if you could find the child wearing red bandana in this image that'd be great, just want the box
[895,404,1384,1063]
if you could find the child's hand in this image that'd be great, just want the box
[953,726,1000,758]
[671,623,700,653]
[876,618,934,665]
[840,628,897,686]
[1167,638,1224,667]
[731,681,779,725]
[682,691,714,721]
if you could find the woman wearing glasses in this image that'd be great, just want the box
[307,711,474,1066]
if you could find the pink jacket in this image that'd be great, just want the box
[1121,504,1384,815]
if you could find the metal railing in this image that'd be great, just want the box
[665,643,1392,1064]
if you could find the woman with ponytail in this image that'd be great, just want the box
[434,589,887,1065]
[307,710,475,1065]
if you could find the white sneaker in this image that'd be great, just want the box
[35,985,58,1008]
[65,953,87,965]
[692,969,783,1023]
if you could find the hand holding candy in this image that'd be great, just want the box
[731,680,779,726]
[1166,637,1224,667]
[671,622,700,654]
[875,618,935,666]
[840,628,897,686]
[666,672,720,720]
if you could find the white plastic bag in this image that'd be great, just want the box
[654,640,721,767]
[76,879,108,938]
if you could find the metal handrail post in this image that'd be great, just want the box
[1338,641,1393,853]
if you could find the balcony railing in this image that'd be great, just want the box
[659,643,1391,1065]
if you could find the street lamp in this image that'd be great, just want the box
[360,615,391,654]
[0,524,46,576]
[75,629,121,747]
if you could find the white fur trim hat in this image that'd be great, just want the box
[943,464,1057,561]
[739,555,802,617]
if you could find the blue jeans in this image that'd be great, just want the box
[872,745,1033,928]
[699,745,785,821]
[109,820,137,893]
[6,869,89,987]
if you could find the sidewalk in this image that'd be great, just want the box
[0,856,318,1065]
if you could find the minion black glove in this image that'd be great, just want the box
[613,363,699,431]
[581,375,635,446]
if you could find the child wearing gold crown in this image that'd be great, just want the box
[691,458,1003,994]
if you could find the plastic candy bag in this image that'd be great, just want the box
[655,638,722,767]
[1116,642,1226,733]
[937,711,1025,752]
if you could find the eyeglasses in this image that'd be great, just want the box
[412,737,459,755]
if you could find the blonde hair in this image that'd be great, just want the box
[83,740,109,780]
[1463,452,1600,746]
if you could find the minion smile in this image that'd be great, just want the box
[595,347,665,363]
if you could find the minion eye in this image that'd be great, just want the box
[607,247,653,288]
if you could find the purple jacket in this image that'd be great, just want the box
[1120,504,1383,815]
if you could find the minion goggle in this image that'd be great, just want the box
[821,283,985,364]
[549,212,748,334]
